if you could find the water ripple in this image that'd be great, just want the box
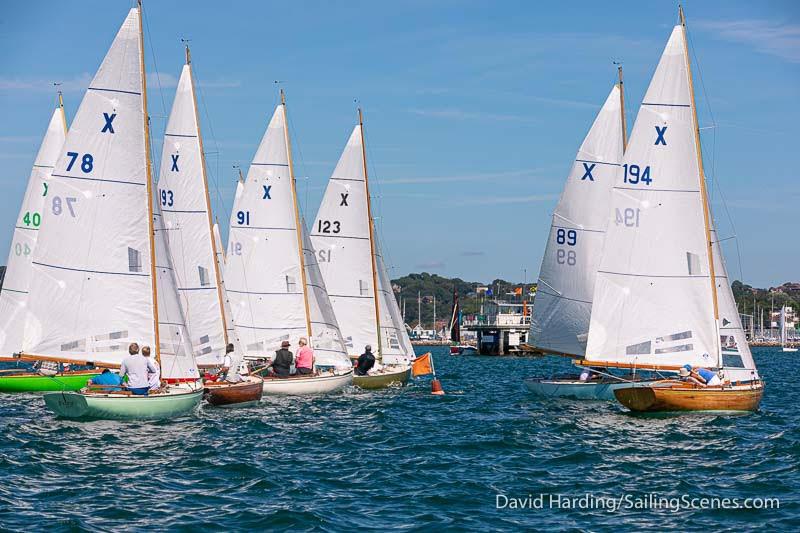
[0,347,796,530]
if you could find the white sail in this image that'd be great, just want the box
[225,103,348,368]
[23,9,156,366]
[310,126,375,356]
[0,103,67,357]
[310,125,412,366]
[585,25,725,370]
[213,222,236,345]
[301,222,352,370]
[156,61,227,365]
[153,205,199,380]
[530,84,624,356]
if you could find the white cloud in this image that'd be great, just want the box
[696,19,800,63]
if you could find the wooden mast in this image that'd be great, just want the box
[281,90,314,344]
[138,0,162,369]
[679,5,721,365]
[185,43,230,347]
[617,65,628,153]
[358,108,384,364]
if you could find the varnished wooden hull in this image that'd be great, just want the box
[353,366,411,389]
[614,380,764,413]
[204,376,264,407]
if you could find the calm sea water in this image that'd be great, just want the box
[0,346,796,531]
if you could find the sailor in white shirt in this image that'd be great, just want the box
[119,343,157,395]
[221,343,243,383]
[142,345,161,391]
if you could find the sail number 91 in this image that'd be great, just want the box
[622,164,652,185]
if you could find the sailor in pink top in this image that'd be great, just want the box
[296,337,314,376]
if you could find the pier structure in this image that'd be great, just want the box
[463,301,531,355]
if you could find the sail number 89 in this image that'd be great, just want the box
[556,228,577,246]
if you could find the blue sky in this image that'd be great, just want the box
[1,1,798,287]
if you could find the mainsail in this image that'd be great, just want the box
[310,121,414,366]
[225,98,349,369]
[584,24,757,380]
[0,100,67,357]
[156,49,228,365]
[21,7,198,381]
[530,83,625,356]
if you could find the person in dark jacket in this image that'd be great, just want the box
[355,345,376,376]
[268,340,294,377]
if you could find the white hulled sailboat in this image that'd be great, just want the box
[24,4,203,418]
[582,7,763,412]
[311,110,416,389]
[524,70,635,400]
[225,91,353,395]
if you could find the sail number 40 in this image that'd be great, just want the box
[622,164,651,185]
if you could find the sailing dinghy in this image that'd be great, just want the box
[524,70,648,400]
[225,92,353,395]
[155,46,262,406]
[582,8,763,412]
[310,110,415,389]
[20,4,204,418]
[0,96,104,392]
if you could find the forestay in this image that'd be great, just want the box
[585,25,720,369]
[0,104,67,357]
[225,103,348,368]
[530,84,624,357]
[157,61,227,365]
[23,9,155,366]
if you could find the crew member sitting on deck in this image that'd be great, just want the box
[679,364,721,387]
[142,346,160,391]
[268,341,293,377]
[119,342,157,396]
[88,368,123,391]
[295,337,314,376]
[355,345,376,376]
